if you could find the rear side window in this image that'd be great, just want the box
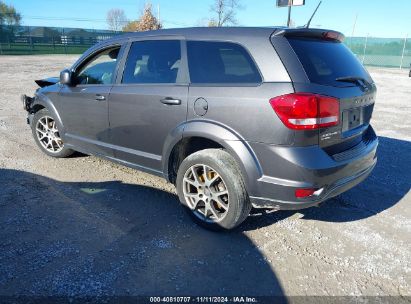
[187,41,262,84]
[288,38,372,87]
[122,40,181,84]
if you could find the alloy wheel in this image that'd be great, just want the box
[182,164,229,223]
[35,116,64,153]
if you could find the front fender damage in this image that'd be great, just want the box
[21,94,36,125]
[21,94,35,112]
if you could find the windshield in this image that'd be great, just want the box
[288,38,372,87]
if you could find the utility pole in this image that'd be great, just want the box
[287,5,292,27]
[350,14,358,47]
[278,0,305,28]
[362,33,369,64]
[400,34,408,69]
[157,4,161,23]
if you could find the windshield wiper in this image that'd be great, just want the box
[336,76,373,91]
[336,76,371,86]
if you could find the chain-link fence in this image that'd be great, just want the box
[346,36,410,69]
[1,25,410,70]
[0,25,122,55]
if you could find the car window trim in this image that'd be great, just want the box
[188,83,263,88]
[115,36,189,86]
[185,40,264,86]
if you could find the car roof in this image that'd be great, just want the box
[97,26,341,47]
[102,26,283,44]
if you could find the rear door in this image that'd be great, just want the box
[273,31,377,150]
[185,40,295,144]
[108,38,188,173]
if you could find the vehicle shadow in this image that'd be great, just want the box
[244,136,411,229]
[67,151,89,158]
[0,168,285,299]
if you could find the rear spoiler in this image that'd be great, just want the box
[272,28,345,42]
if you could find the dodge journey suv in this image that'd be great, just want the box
[22,27,378,230]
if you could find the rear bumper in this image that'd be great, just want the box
[248,126,378,210]
[250,160,376,209]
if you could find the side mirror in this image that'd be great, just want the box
[60,69,72,86]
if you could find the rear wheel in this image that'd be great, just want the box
[31,109,74,158]
[176,149,251,231]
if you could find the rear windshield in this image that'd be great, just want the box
[288,38,372,87]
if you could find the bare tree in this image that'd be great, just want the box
[209,0,242,27]
[122,3,161,32]
[106,8,127,31]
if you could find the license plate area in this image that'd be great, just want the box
[342,107,363,132]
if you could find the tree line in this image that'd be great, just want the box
[0,1,21,26]
[107,0,242,32]
[0,0,242,33]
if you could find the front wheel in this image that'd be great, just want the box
[176,149,251,231]
[31,109,74,158]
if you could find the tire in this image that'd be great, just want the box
[31,108,74,158]
[176,149,251,231]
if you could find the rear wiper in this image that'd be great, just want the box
[336,76,373,91]
[336,76,371,86]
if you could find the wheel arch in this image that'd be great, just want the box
[31,93,65,134]
[162,120,263,194]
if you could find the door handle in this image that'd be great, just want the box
[160,97,181,105]
[95,94,106,101]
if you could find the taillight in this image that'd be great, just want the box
[269,93,340,130]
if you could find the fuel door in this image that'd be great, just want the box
[194,98,208,116]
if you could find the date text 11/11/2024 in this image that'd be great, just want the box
[149,296,258,303]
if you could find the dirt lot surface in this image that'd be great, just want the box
[0,55,410,300]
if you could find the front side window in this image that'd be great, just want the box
[76,47,120,85]
[122,40,181,84]
[187,41,262,84]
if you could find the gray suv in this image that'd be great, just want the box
[22,27,378,230]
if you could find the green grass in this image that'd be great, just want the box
[0,43,91,55]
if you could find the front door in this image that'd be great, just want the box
[109,39,188,173]
[56,46,122,155]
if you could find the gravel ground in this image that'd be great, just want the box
[0,55,410,301]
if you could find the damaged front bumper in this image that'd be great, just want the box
[21,94,35,125]
[21,94,34,112]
